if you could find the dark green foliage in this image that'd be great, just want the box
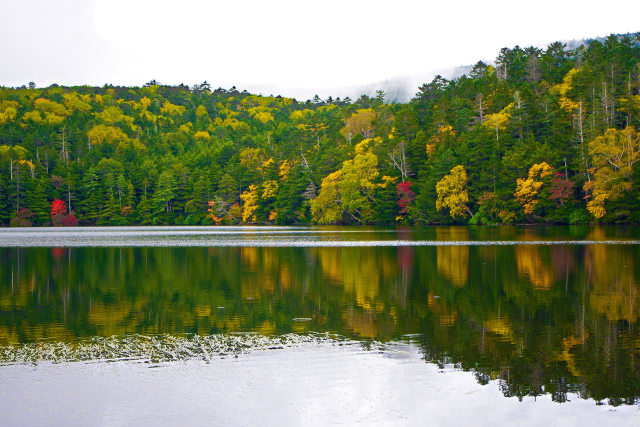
[0,33,639,225]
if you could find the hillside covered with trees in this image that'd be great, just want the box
[1,33,640,226]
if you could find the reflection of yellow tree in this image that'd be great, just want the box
[555,335,587,378]
[586,229,639,322]
[314,248,394,310]
[342,309,379,338]
[240,248,277,298]
[88,297,150,336]
[311,247,343,284]
[341,249,384,309]
[0,326,18,345]
[484,317,513,340]
[436,227,469,287]
[515,246,553,290]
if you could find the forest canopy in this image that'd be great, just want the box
[1,33,640,226]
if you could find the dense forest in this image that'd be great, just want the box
[1,33,640,226]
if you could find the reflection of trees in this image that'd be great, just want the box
[436,227,469,286]
[0,236,639,404]
[515,245,553,290]
[586,238,639,323]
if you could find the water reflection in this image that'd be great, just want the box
[0,227,639,405]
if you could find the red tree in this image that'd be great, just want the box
[51,199,67,226]
[62,212,79,227]
[548,172,574,207]
[397,181,416,214]
[50,199,67,218]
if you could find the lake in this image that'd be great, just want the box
[0,226,639,425]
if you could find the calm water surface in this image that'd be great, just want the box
[1,226,639,425]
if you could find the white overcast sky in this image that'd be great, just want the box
[1,0,639,99]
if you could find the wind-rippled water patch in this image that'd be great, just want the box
[0,333,372,365]
[1,226,639,247]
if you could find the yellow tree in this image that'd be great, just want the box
[310,170,343,224]
[436,165,472,218]
[87,124,129,147]
[0,100,19,124]
[338,139,380,221]
[482,103,513,140]
[584,127,640,218]
[340,108,376,144]
[514,162,554,215]
[240,184,259,223]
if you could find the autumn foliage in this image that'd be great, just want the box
[50,199,67,218]
[396,181,415,214]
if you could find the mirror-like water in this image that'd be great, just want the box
[1,226,639,423]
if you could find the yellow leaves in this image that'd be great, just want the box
[316,104,336,113]
[618,95,640,115]
[436,165,470,218]
[87,124,129,146]
[212,117,249,131]
[22,110,43,124]
[530,162,553,179]
[23,98,69,125]
[559,97,579,111]
[482,103,513,134]
[586,192,608,219]
[94,106,135,130]
[239,147,263,169]
[514,178,543,214]
[261,180,278,200]
[550,68,581,112]
[550,68,579,96]
[340,108,376,140]
[388,126,396,139]
[584,127,640,218]
[195,105,209,118]
[253,111,274,124]
[247,106,274,124]
[34,98,68,116]
[514,162,554,215]
[310,170,343,224]
[290,109,314,121]
[278,160,292,179]
[354,139,370,155]
[139,110,157,123]
[438,125,454,134]
[17,159,35,177]
[240,184,259,223]
[340,141,380,213]
[380,175,397,189]
[243,104,273,125]
[140,96,151,110]
[261,157,275,171]
[18,159,34,170]
[178,123,193,133]
[0,100,19,124]
[241,94,270,108]
[160,101,186,116]
[193,131,210,140]
[62,92,92,113]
